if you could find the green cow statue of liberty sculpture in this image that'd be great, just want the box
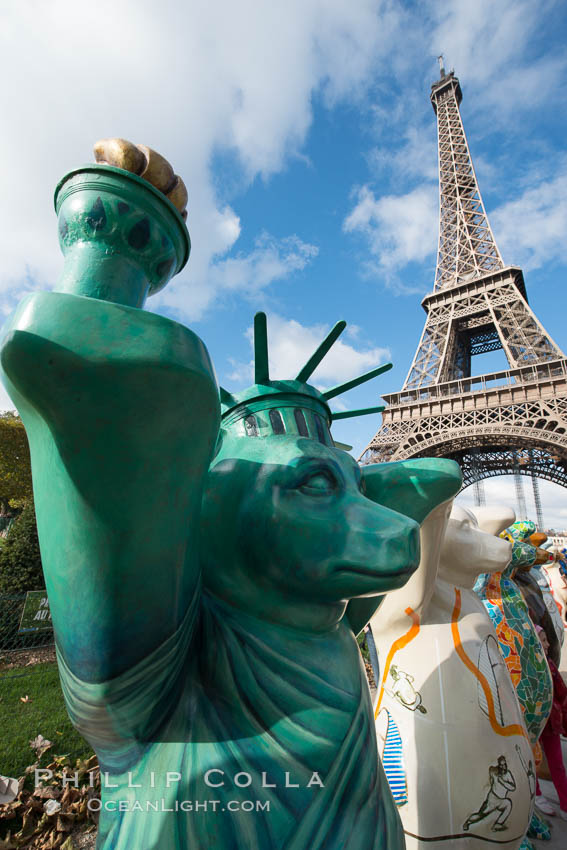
[0,139,462,850]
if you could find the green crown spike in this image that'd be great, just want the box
[220,313,392,445]
[322,362,392,401]
[295,320,346,383]
[254,312,270,384]
[331,406,385,421]
[219,386,236,406]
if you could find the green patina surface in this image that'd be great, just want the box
[0,164,462,849]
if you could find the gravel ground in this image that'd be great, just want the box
[0,645,55,671]
[70,826,97,849]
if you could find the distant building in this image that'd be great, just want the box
[546,534,567,549]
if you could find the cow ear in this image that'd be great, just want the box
[361,458,462,524]
[469,505,516,536]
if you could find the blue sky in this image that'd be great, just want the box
[1,0,566,526]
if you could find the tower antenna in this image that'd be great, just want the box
[437,55,446,77]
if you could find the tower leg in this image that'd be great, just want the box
[514,454,528,521]
[530,466,544,530]
[473,478,486,507]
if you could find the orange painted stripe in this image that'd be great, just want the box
[451,588,527,739]
[375,607,420,719]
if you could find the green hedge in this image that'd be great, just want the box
[0,502,44,594]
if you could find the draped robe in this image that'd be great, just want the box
[59,593,402,849]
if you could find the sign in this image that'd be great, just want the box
[18,591,52,632]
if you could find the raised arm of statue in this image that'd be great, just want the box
[0,142,220,688]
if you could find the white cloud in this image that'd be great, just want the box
[0,383,17,414]
[369,124,438,183]
[227,313,390,391]
[155,233,318,319]
[0,0,402,322]
[491,168,567,271]
[210,235,318,294]
[343,183,438,274]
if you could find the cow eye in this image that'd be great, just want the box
[299,472,336,495]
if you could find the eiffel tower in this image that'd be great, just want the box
[360,60,567,498]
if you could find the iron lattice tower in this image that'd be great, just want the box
[361,64,567,502]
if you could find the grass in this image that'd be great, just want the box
[356,630,370,663]
[0,661,93,778]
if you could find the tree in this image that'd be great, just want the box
[0,501,44,593]
[0,411,32,510]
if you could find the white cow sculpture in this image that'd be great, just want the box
[370,503,535,850]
